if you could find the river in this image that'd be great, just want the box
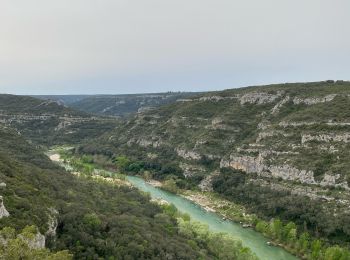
[127,175,298,260]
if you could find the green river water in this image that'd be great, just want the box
[127,176,298,260]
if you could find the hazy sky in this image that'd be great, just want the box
[1,0,349,94]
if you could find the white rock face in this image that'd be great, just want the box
[268,165,316,184]
[46,208,59,237]
[220,155,316,185]
[128,138,163,148]
[220,155,264,174]
[221,154,350,188]
[0,196,9,218]
[320,174,350,190]
[175,148,201,160]
[271,96,290,114]
[301,133,350,144]
[293,94,337,105]
[240,92,280,105]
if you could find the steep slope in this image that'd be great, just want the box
[81,81,350,245]
[0,94,118,146]
[0,124,234,259]
[35,92,200,117]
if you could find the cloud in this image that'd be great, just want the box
[0,0,349,94]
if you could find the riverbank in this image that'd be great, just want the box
[48,152,130,187]
[127,175,298,260]
[143,178,305,259]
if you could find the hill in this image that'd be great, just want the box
[34,92,200,117]
[0,94,118,146]
[80,81,350,246]
[0,96,257,259]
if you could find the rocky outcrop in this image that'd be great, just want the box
[220,155,264,173]
[176,148,201,160]
[320,174,350,190]
[279,121,318,127]
[199,171,219,192]
[301,133,350,144]
[267,165,316,184]
[293,94,337,105]
[19,231,46,249]
[271,96,290,114]
[0,196,9,218]
[220,155,316,184]
[46,208,59,238]
[127,138,163,148]
[221,154,350,188]
[240,92,281,105]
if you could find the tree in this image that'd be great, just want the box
[0,226,72,260]
[255,220,268,234]
[269,219,283,240]
[310,239,323,260]
[324,246,350,260]
[297,232,310,253]
[163,179,178,193]
[283,222,297,244]
[115,156,130,172]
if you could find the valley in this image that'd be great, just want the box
[47,149,294,260]
[1,81,350,259]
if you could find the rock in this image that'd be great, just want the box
[220,155,316,185]
[320,174,350,190]
[176,148,201,160]
[0,196,9,218]
[199,171,219,192]
[293,94,337,105]
[19,231,46,249]
[220,155,264,174]
[271,96,290,114]
[240,92,281,105]
[301,133,350,144]
[268,165,316,184]
[46,208,59,237]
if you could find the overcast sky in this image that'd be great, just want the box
[1,0,349,94]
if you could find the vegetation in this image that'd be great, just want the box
[78,81,350,251]
[0,226,72,260]
[36,92,201,117]
[212,168,350,259]
[0,125,259,259]
[0,94,118,146]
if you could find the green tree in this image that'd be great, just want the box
[163,179,178,193]
[115,156,130,171]
[324,246,350,260]
[283,222,297,243]
[255,220,268,234]
[297,232,310,253]
[270,219,283,240]
[310,239,323,260]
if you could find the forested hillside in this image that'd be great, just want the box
[80,81,350,248]
[0,94,118,146]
